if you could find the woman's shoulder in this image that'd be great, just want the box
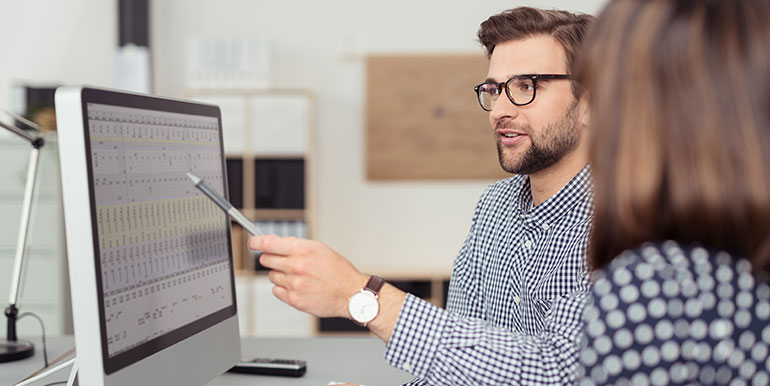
[583,241,770,383]
[590,240,770,305]
[592,240,762,286]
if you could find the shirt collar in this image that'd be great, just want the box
[515,164,593,227]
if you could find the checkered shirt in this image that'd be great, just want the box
[385,165,593,385]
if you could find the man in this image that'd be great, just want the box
[249,7,594,385]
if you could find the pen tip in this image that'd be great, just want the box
[186,173,201,184]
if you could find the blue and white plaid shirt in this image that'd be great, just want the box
[385,165,593,385]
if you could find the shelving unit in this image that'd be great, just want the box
[186,88,453,337]
[185,88,315,263]
[185,88,317,337]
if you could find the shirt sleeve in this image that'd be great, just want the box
[394,187,487,386]
[385,289,590,385]
[444,183,491,320]
[400,377,429,386]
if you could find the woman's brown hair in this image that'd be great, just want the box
[579,0,770,272]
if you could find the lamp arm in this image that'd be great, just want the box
[6,147,41,340]
[0,119,40,145]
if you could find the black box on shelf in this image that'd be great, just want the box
[319,317,369,333]
[390,280,432,299]
[13,84,59,132]
[254,159,305,209]
[442,279,450,307]
[226,158,244,208]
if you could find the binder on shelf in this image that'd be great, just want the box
[226,158,244,209]
[254,159,304,209]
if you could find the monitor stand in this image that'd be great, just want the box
[67,359,79,386]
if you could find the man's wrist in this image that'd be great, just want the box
[366,283,407,343]
[342,275,407,342]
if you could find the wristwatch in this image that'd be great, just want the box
[347,276,385,326]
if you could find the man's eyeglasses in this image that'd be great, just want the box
[473,74,573,111]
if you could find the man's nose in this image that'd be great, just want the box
[490,93,520,123]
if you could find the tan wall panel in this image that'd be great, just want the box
[366,55,511,180]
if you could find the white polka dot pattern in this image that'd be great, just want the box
[581,242,770,385]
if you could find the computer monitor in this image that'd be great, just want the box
[55,86,240,386]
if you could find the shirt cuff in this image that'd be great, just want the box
[385,293,453,378]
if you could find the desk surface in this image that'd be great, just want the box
[1,336,414,386]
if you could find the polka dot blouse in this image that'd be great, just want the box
[579,241,770,385]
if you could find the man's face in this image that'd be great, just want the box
[486,36,583,175]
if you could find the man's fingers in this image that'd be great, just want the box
[272,285,289,304]
[248,234,302,255]
[268,270,288,287]
[259,253,292,272]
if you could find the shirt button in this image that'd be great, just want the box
[524,240,533,249]
[519,214,526,219]
[514,296,521,304]
[542,223,549,230]
[402,362,412,371]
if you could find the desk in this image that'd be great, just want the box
[1,336,414,386]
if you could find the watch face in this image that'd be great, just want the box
[348,290,379,324]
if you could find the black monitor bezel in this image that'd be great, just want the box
[79,87,238,375]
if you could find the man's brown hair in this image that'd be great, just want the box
[578,0,770,273]
[478,7,594,97]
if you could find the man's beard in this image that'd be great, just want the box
[497,101,581,175]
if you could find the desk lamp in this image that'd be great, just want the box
[0,111,44,363]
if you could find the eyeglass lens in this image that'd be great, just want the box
[477,77,535,110]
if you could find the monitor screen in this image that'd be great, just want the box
[81,91,236,373]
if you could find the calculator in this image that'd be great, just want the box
[228,358,307,377]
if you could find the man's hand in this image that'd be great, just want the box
[248,234,408,343]
[248,234,368,318]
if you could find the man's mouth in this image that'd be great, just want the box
[497,129,526,137]
[497,129,527,146]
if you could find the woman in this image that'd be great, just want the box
[578,0,770,384]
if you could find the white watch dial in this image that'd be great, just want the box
[348,290,379,324]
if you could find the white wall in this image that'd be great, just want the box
[151,0,607,277]
[0,0,607,280]
[0,0,116,111]
[0,0,115,335]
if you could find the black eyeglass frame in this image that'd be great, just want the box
[473,74,573,111]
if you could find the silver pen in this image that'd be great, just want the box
[187,172,263,236]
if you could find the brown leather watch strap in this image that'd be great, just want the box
[364,276,385,295]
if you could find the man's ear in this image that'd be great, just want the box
[577,94,590,130]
